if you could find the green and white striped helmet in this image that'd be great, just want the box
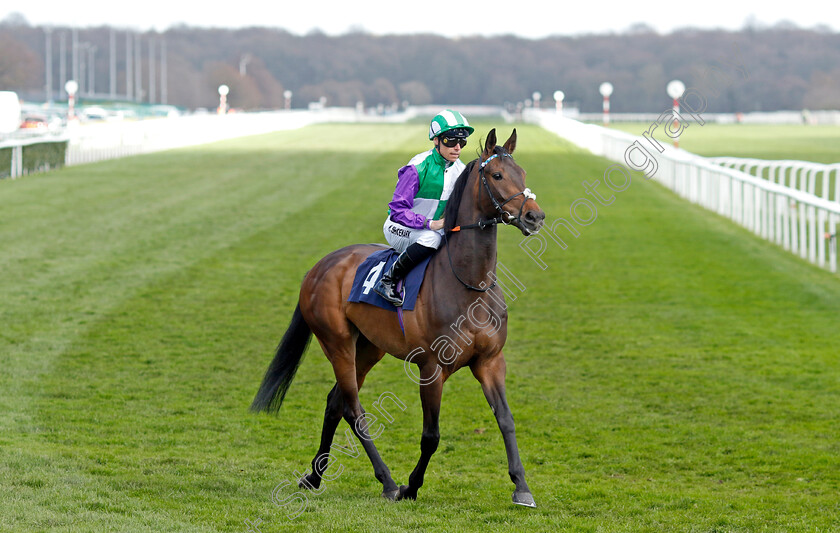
[428,109,474,140]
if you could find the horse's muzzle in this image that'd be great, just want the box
[519,208,545,236]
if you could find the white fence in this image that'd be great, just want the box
[64,110,325,165]
[530,111,840,274]
[2,108,416,177]
[708,157,840,204]
[1,134,69,179]
[1,138,28,178]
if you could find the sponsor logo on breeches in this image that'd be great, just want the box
[389,226,411,238]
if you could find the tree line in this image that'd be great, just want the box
[2,14,839,113]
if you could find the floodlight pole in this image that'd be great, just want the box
[45,28,53,104]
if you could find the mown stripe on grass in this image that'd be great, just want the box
[2,122,839,532]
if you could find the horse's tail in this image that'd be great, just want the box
[250,303,313,414]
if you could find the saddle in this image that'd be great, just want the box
[347,248,432,311]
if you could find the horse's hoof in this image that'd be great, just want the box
[397,484,417,501]
[297,474,321,490]
[382,488,399,501]
[512,491,536,508]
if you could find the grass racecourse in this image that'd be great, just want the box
[609,122,840,164]
[1,121,840,532]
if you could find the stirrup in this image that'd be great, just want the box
[374,277,404,306]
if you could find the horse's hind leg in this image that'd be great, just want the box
[298,383,343,491]
[299,337,386,491]
[333,341,399,498]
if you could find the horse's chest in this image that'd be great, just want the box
[425,318,506,371]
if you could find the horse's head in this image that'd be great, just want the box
[477,129,545,236]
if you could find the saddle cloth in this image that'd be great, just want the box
[347,248,431,311]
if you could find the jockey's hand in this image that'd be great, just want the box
[429,219,445,231]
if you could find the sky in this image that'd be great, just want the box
[3,1,839,38]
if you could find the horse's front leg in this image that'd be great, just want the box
[398,362,444,501]
[471,353,536,508]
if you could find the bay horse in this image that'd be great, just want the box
[251,128,545,508]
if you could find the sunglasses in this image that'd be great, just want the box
[440,136,467,148]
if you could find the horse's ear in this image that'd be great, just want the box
[483,128,497,155]
[503,129,517,154]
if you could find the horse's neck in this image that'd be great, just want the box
[442,174,499,290]
[446,224,497,286]
[422,169,503,336]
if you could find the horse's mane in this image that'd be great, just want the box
[443,146,505,233]
[443,159,476,233]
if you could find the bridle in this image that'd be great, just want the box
[451,153,537,232]
[446,152,537,292]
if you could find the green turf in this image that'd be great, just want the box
[608,122,840,164]
[1,122,839,532]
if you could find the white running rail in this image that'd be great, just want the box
[531,111,840,274]
[708,157,840,204]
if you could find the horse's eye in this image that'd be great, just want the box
[492,172,503,181]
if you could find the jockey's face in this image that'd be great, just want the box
[434,135,465,163]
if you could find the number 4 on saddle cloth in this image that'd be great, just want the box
[348,248,432,312]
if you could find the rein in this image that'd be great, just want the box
[443,230,495,292]
[445,152,537,292]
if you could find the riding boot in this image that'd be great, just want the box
[374,243,434,306]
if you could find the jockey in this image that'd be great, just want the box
[374,109,474,306]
